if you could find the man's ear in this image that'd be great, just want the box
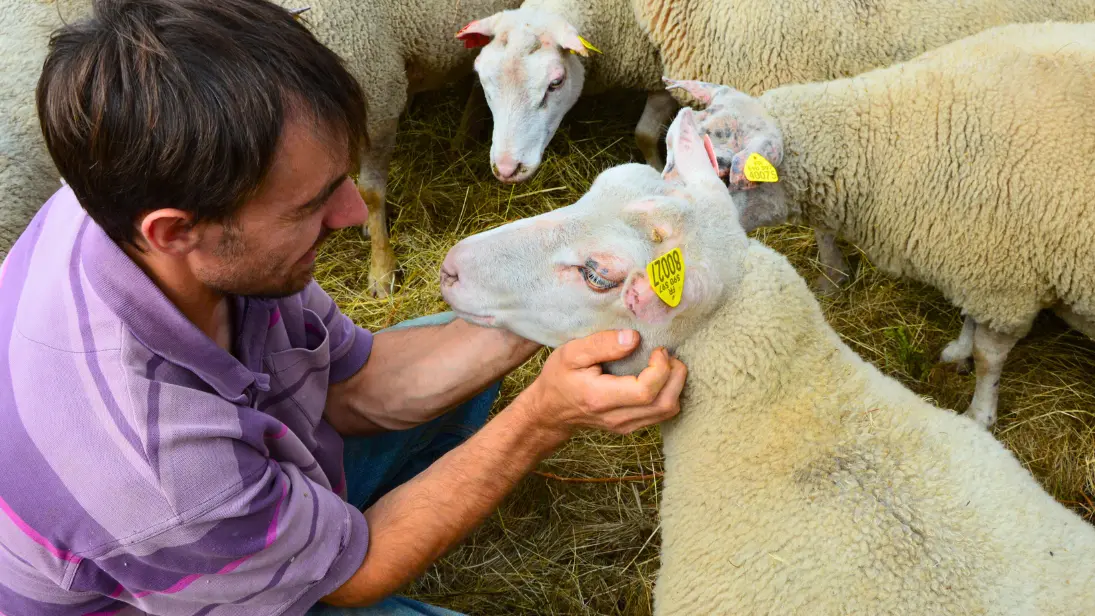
[456,15,499,48]
[138,209,201,257]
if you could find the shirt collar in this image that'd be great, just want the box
[80,208,271,404]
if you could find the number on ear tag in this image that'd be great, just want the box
[743,152,779,182]
[645,247,685,307]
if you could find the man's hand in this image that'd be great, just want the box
[320,330,686,608]
[521,330,687,440]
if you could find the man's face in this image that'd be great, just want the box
[191,117,367,298]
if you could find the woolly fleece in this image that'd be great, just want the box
[656,239,1095,615]
[636,0,1095,96]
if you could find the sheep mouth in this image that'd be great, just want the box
[453,309,496,327]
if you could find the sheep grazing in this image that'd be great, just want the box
[273,0,522,297]
[455,0,676,184]
[439,106,1095,616]
[0,0,91,259]
[658,20,1095,430]
[459,0,1095,185]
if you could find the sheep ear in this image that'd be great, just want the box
[663,77,721,106]
[623,258,708,324]
[667,108,724,191]
[547,19,599,56]
[456,16,498,48]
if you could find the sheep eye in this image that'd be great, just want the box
[579,265,619,292]
[547,76,564,92]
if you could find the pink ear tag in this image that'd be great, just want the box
[645,247,686,307]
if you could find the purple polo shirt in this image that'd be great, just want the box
[0,185,373,615]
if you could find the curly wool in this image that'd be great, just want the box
[756,20,1095,339]
[655,240,1095,615]
[0,0,89,258]
[635,0,1095,96]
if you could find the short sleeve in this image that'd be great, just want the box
[67,460,369,615]
[298,280,373,382]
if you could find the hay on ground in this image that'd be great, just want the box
[314,83,1095,616]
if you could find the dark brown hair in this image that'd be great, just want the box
[36,0,368,249]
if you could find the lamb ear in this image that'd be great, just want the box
[456,16,498,48]
[663,77,722,106]
[667,108,724,191]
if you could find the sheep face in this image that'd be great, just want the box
[663,78,793,232]
[457,10,588,184]
[440,108,749,375]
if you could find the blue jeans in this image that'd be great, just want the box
[307,312,498,616]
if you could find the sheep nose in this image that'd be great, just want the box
[492,154,524,181]
[440,252,460,289]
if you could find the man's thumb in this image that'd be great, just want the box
[560,329,641,369]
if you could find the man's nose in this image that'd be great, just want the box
[324,179,368,229]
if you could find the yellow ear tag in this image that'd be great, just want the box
[646,247,685,308]
[574,35,602,54]
[743,152,779,182]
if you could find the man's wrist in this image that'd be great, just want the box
[503,386,572,453]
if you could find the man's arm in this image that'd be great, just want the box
[319,330,687,608]
[325,318,541,435]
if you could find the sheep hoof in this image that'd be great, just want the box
[360,222,371,239]
[367,267,398,298]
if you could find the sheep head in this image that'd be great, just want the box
[439,108,750,375]
[663,78,793,232]
[456,9,596,184]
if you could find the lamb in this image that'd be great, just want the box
[458,0,1095,185]
[655,20,1095,431]
[437,106,1095,615]
[269,0,523,297]
[0,0,90,259]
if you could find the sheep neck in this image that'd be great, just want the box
[758,79,879,235]
[668,241,868,461]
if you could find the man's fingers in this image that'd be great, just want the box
[584,347,673,410]
[653,357,688,409]
[557,329,641,370]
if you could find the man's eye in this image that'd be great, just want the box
[579,265,618,291]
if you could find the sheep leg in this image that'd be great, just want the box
[1052,303,1095,339]
[636,90,679,172]
[964,324,1018,430]
[358,116,401,299]
[813,228,849,295]
[451,79,489,152]
[940,313,976,373]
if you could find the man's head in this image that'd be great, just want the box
[440,108,751,375]
[36,0,369,298]
[458,9,592,184]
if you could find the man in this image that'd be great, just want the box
[0,1,687,614]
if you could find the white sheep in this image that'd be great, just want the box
[0,0,87,259]
[437,104,1095,616]
[455,0,677,183]
[460,0,1095,185]
[270,0,523,297]
[656,20,1095,430]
